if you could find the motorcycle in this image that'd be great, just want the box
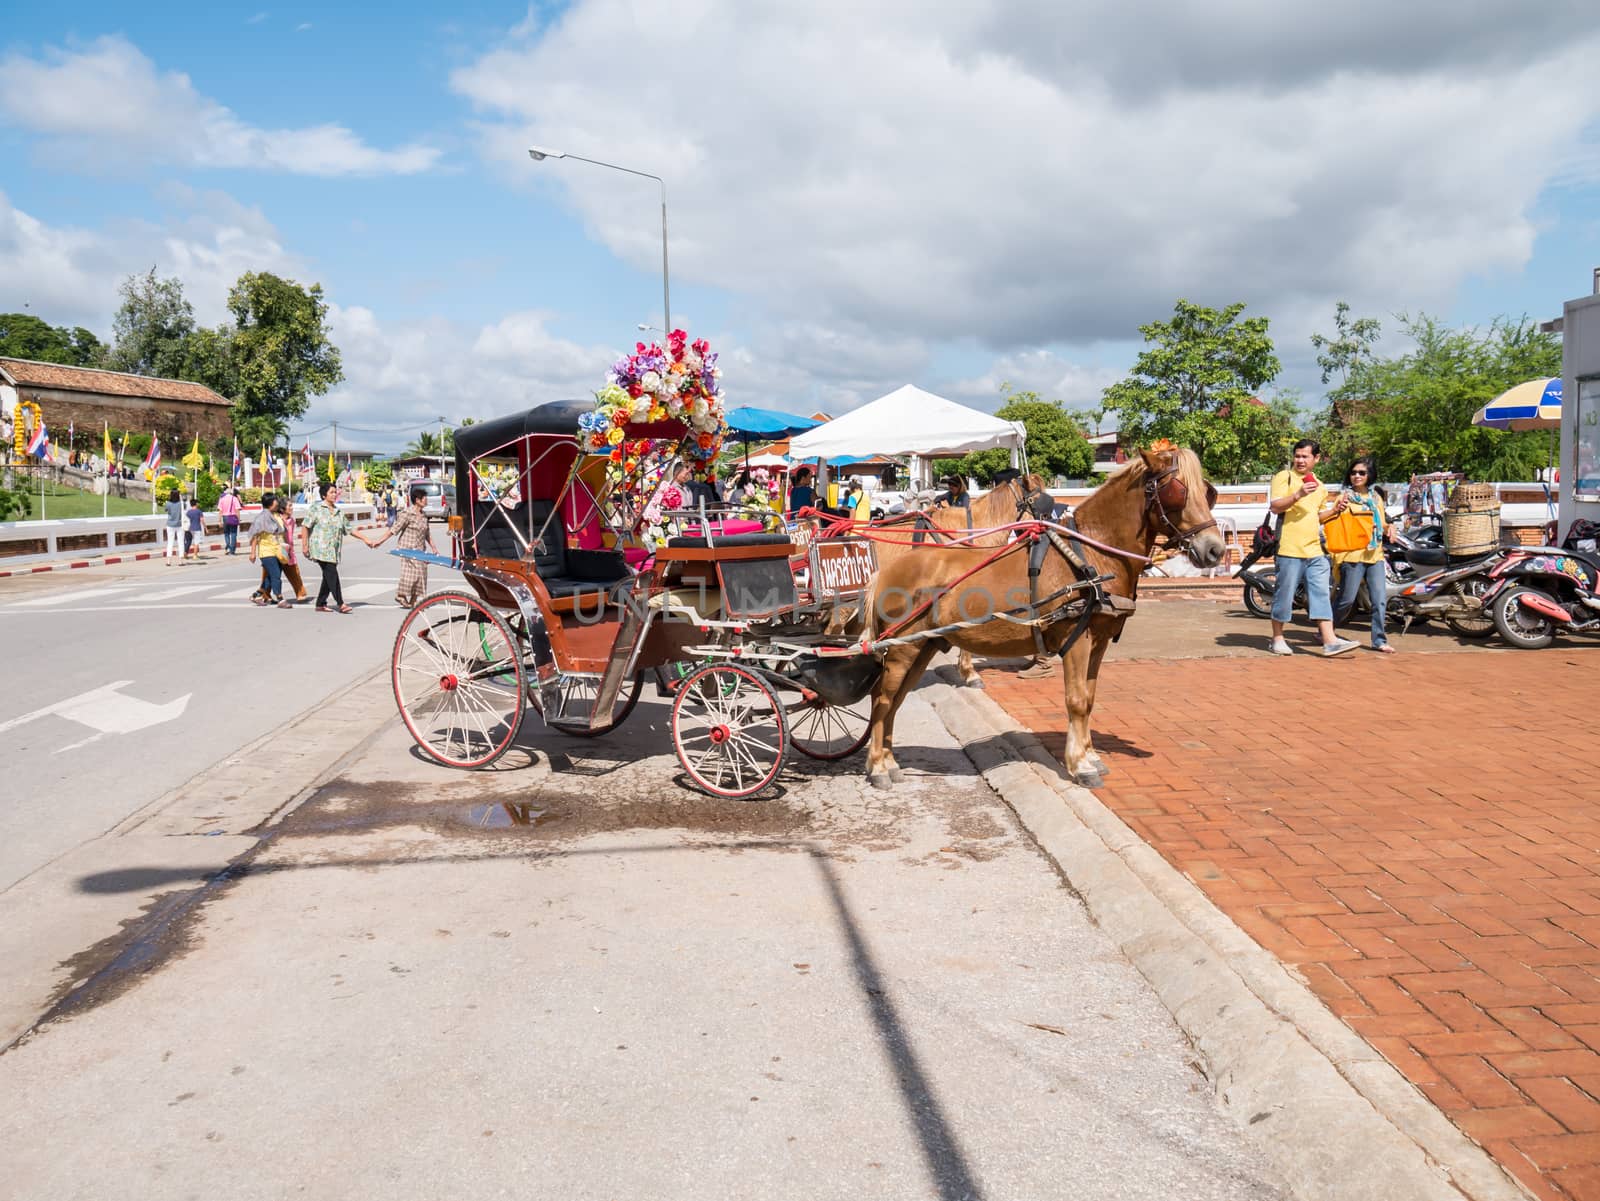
[1240,517,1444,622]
[1383,531,1505,638]
[1483,537,1600,649]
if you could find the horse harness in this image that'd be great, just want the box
[1143,460,1219,552]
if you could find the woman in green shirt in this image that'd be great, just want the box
[301,481,355,613]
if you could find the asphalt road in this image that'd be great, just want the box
[0,539,420,893]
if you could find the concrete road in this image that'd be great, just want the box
[0,540,415,893]
[0,677,1286,1200]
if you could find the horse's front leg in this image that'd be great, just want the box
[957,649,983,688]
[1059,632,1102,787]
[1077,624,1115,782]
[867,644,916,788]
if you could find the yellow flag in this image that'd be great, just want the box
[326,451,335,480]
[103,425,113,465]
[259,446,270,479]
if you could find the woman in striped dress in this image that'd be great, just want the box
[361,487,436,606]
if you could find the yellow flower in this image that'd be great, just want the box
[607,427,625,446]
[648,405,666,422]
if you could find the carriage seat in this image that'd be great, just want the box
[484,500,631,599]
[665,532,791,549]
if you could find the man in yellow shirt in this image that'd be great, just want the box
[1267,439,1358,657]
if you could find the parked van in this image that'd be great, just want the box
[410,478,456,521]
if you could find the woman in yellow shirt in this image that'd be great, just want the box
[1333,456,1397,653]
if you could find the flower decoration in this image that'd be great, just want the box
[578,331,727,464]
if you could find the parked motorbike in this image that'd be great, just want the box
[1483,540,1600,649]
[1383,532,1505,638]
[1241,517,1444,622]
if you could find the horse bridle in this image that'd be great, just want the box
[1142,460,1218,550]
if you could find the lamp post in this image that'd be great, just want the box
[528,145,671,336]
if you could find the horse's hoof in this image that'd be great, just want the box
[888,767,905,783]
[963,676,985,690]
[1074,769,1105,789]
[868,772,893,791]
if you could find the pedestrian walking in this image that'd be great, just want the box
[1267,439,1359,657]
[1333,456,1397,654]
[361,487,436,606]
[302,481,356,613]
[185,495,204,558]
[162,492,184,565]
[248,497,290,607]
[279,495,309,603]
[218,486,242,554]
[384,488,398,527]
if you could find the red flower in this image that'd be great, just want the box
[610,449,623,463]
[611,409,630,428]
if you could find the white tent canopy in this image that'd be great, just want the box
[787,384,1026,460]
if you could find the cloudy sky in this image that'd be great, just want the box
[3,1,1599,450]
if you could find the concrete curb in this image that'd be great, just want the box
[0,523,389,578]
[923,667,1532,1201]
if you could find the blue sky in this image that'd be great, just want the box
[3,1,1599,451]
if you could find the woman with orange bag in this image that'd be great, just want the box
[1332,456,1397,654]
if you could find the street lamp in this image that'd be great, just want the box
[528,145,671,336]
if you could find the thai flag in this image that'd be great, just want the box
[143,436,162,474]
[231,439,242,479]
[26,422,51,460]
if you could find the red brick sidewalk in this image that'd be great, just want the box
[983,644,1600,1201]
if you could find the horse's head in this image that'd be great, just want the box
[1138,445,1225,569]
[993,472,1056,521]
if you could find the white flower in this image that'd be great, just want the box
[691,397,709,424]
[641,370,662,392]
[683,350,703,373]
[631,395,652,418]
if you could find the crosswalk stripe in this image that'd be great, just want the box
[10,585,140,607]
[118,583,228,603]
[341,581,395,601]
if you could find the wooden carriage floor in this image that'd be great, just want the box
[981,633,1600,1201]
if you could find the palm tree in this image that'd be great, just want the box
[406,430,444,457]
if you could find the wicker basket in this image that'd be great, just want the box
[1443,508,1500,557]
[1449,482,1498,512]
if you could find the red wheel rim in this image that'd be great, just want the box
[392,592,525,768]
[670,665,788,799]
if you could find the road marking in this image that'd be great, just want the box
[341,581,395,600]
[117,583,227,602]
[0,681,192,752]
[8,585,141,607]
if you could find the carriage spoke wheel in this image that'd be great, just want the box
[392,590,526,768]
[671,665,789,799]
[545,672,644,737]
[787,694,871,760]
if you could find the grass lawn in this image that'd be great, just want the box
[9,484,152,521]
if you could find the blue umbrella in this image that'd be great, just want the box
[723,406,822,440]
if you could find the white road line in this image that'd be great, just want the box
[0,680,191,751]
[341,581,395,600]
[7,585,141,607]
[117,583,228,602]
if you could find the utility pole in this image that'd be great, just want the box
[331,421,339,477]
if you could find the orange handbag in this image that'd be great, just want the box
[1323,509,1374,554]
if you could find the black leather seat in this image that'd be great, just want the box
[472,503,529,560]
[666,532,791,549]
[525,500,630,598]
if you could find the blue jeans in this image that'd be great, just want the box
[223,521,238,553]
[1336,558,1388,647]
[261,556,283,600]
[1272,554,1332,623]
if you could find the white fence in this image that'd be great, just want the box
[0,504,378,567]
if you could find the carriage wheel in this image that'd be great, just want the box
[671,665,789,799]
[787,694,872,760]
[544,672,645,738]
[392,590,526,768]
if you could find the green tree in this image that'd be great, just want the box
[0,473,31,520]
[225,272,343,449]
[0,313,107,366]
[365,460,394,492]
[406,430,446,457]
[108,270,196,377]
[945,391,1095,483]
[1102,299,1289,482]
[1320,313,1557,480]
[1310,302,1382,390]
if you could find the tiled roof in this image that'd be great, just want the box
[0,357,231,407]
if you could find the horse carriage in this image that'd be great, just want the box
[388,398,891,798]
[388,352,1227,797]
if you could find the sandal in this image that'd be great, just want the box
[251,596,267,606]
[337,604,354,614]
[315,605,330,612]
[277,599,293,609]
[1374,643,1397,654]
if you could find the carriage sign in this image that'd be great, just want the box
[810,538,877,597]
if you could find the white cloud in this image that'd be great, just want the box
[451,0,1600,355]
[0,37,439,177]
[0,189,307,329]
[246,12,268,25]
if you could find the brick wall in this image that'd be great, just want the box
[20,386,233,447]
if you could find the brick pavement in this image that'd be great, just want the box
[982,638,1600,1201]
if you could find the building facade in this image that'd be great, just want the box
[1,357,233,458]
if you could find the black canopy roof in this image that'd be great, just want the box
[452,400,593,464]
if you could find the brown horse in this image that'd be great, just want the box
[857,476,1047,686]
[861,446,1224,789]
